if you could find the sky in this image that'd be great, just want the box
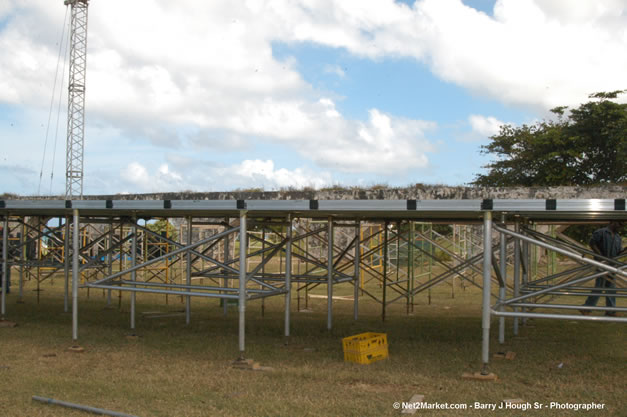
[1,0,626,196]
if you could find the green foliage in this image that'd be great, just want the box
[145,219,178,241]
[473,91,627,186]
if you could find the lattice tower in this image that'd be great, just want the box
[65,0,89,198]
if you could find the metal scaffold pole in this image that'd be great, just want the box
[513,220,521,335]
[223,217,230,316]
[284,215,292,338]
[64,216,70,312]
[498,213,507,344]
[382,221,388,321]
[1,217,7,319]
[130,216,137,331]
[238,211,247,357]
[354,221,360,320]
[72,209,80,342]
[186,216,192,325]
[481,211,492,374]
[327,216,334,331]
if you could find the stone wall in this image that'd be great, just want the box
[3,184,625,201]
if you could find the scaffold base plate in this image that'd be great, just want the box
[462,372,498,381]
[67,345,85,353]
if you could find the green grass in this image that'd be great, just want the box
[1,278,625,416]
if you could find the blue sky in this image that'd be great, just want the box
[1,0,625,195]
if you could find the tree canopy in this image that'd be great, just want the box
[472,91,627,186]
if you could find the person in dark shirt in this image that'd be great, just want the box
[581,221,623,316]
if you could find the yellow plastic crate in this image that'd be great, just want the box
[342,332,388,365]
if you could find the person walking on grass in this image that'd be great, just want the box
[581,221,623,317]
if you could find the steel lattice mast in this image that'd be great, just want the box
[65,0,89,199]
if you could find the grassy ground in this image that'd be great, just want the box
[0,277,625,417]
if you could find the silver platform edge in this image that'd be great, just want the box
[0,198,624,221]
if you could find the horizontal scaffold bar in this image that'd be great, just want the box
[1,198,625,221]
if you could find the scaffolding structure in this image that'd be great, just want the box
[1,198,625,372]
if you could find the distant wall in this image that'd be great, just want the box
[4,184,625,201]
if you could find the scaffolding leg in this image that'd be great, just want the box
[238,211,247,357]
[18,219,25,303]
[382,221,388,321]
[130,217,137,331]
[261,229,266,317]
[223,218,229,317]
[354,221,360,321]
[327,216,333,331]
[64,217,70,312]
[513,221,520,336]
[284,215,292,339]
[106,222,112,307]
[522,225,529,325]
[186,216,192,325]
[498,214,506,345]
[1,217,7,319]
[481,211,492,374]
[72,210,79,343]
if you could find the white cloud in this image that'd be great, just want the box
[307,108,435,173]
[121,162,185,192]
[118,159,332,193]
[3,0,625,117]
[0,0,440,180]
[270,0,627,109]
[323,64,346,78]
[468,114,504,138]
[229,159,331,190]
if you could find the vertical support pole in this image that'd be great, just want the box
[261,229,266,317]
[469,225,476,283]
[522,220,529,324]
[428,223,433,305]
[305,227,309,310]
[223,218,229,316]
[118,223,123,309]
[238,211,247,357]
[513,220,520,336]
[1,217,8,319]
[186,216,192,325]
[36,217,41,304]
[452,225,456,299]
[481,211,492,374]
[130,216,137,331]
[284,215,292,338]
[354,220,360,321]
[396,221,401,302]
[327,216,333,331]
[18,219,25,302]
[498,213,506,345]
[106,222,112,306]
[64,216,70,312]
[72,209,79,342]
[409,221,415,313]
[382,221,388,321]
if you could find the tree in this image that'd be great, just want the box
[472,91,627,186]
[146,219,178,241]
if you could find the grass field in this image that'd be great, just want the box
[0,276,625,416]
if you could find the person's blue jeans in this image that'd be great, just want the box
[584,275,616,308]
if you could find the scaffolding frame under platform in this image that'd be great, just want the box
[1,197,625,369]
